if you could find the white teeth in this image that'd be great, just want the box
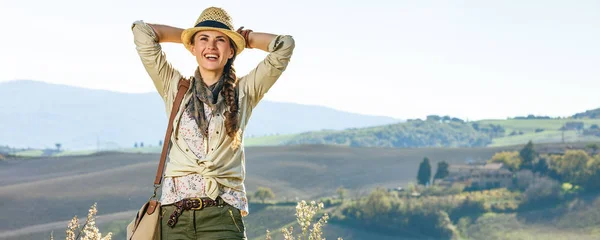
[205,54,218,59]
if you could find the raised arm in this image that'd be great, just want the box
[247,32,278,52]
[239,31,295,108]
[131,20,182,101]
[148,23,184,44]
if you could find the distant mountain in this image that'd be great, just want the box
[573,108,600,119]
[248,101,400,137]
[0,80,400,149]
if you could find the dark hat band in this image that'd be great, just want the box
[194,20,232,30]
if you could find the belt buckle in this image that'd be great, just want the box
[190,197,203,210]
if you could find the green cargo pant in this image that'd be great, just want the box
[160,204,246,240]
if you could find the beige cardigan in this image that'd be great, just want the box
[131,20,295,200]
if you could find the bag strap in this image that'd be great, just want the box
[152,78,190,192]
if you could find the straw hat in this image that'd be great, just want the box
[181,7,245,55]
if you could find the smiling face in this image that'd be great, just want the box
[190,30,235,73]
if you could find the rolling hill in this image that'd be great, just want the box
[572,108,600,119]
[0,144,521,239]
[1,142,598,239]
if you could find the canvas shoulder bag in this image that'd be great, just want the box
[126,78,190,240]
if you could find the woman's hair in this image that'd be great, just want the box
[191,32,242,149]
[222,45,241,149]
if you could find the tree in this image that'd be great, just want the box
[553,150,591,186]
[159,140,163,147]
[520,141,536,170]
[586,143,599,155]
[490,124,506,137]
[55,143,62,152]
[427,115,442,122]
[435,210,460,239]
[434,161,449,180]
[489,151,521,172]
[134,142,138,148]
[417,157,432,186]
[254,187,275,203]
[140,142,144,148]
[336,186,348,202]
[585,156,600,191]
[363,188,392,219]
[451,117,464,123]
[522,176,562,206]
[533,158,549,176]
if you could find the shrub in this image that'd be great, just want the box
[515,170,535,191]
[522,176,562,205]
[266,200,342,240]
[55,203,112,240]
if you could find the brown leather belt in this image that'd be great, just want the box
[167,197,227,228]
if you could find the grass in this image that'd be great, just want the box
[118,146,162,154]
[477,119,600,132]
[13,150,43,157]
[9,147,161,159]
[473,119,600,147]
[245,134,297,146]
[54,150,98,157]
[489,130,600,147]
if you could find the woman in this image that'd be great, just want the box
[131,6,295,239]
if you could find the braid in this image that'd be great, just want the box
[222,60,241,149]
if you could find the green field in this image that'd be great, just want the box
[53,149,98,157]
[119,146,162,154]
[244,119,600,148]
[245,134,297,146]
[477,119,600,132]
[479,119,600,147]
[11,147,162,158]
[489,130,600,147]
[13,149,44,157]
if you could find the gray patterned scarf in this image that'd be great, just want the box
[185,68,226,137]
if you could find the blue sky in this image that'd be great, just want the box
[1,0,598,120]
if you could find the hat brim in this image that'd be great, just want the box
[181,27,245,55]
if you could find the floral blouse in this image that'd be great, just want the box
[160,103,249,216]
